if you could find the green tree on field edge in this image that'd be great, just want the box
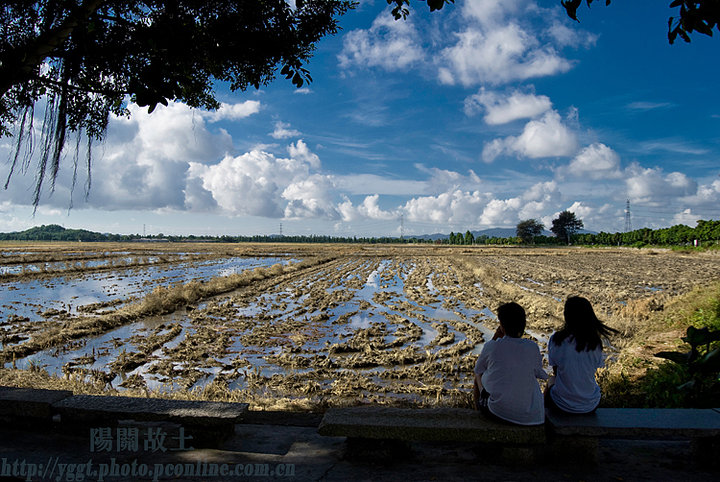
[516,219,544,245]
[551,211,584,245]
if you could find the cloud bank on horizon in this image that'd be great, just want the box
[1,0,719,237]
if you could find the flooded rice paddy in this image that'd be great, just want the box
[0,255,293,323]
[2,243,719,407]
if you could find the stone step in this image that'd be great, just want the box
[52,394,248,428]
[318,406,546,444]
[51,394,249,448]
[0,386,72,422]
[546,407,720,438]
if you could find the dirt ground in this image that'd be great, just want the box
[2,243,719,409]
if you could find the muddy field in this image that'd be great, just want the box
[1,243,719,408]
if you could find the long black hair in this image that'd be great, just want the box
[552,296,619,352]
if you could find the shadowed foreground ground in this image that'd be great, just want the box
[0,411,716,482]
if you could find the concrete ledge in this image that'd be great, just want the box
[0,386,72,422]
[52,394,248,428]
[546,408,720,439]
[319,406,546,444]
[51,394,249,448]
[546,407,720,467]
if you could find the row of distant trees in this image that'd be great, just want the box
[447,231,475,245]
[576,220,720,247]
[0,225,415,244]
[441,210,584,246]
[511,214,720,247]
[3,217,720,247]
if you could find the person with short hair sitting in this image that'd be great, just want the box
[473,302,548,425]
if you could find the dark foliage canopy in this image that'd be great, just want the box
[562,0,720,44]
[551,210,584,244]
[386,0,453,19]
[0,0,353,207]
[516,219,544,244]
[0,0,453,209]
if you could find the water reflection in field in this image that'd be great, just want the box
[10,258,515,396]
[0,256,293,323]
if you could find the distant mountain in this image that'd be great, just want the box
[410,227,596,241]
[412,228,542,241]
[472,228,522,238]
[1,224,596,243]
[411,232,448,241]
[0,224,110,241]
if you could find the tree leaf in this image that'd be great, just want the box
[562,0,582,22]
[427,0,449,12]
[694,21,714,36]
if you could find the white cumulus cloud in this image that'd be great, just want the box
[626,165,697,203]
[338,12,424,71]
[563,201,593,221]
[271,121,302,140]
[672,209,702,226]
[461,0,525,26]
[685,179,720,206]
[399,181,560,228]
[561,143,623,180]
[415,165,483,192]
[464,88,552,124]
[338,194,397,222]
[287,139,320,169]
[546,21,598,48]
[188,150,287,217]
[437,23,572,86]
[403,189,489,225]
[479,181,560,226]
[482,110,578,162]
[283,175,338,219]
[204,101,261,122]
[188,140,335,219]
[83,102,233,210]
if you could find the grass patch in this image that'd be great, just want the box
[601,281,720,407]
[687,285,720,331]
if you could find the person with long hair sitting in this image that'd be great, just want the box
[546,296,619,414]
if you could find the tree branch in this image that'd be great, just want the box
[0,0,107,98]
[36,74,128,98]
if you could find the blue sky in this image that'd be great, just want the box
[2,0,719,237]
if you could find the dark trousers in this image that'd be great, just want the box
[476,389,507,423]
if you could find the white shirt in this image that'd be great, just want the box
[474,337,548,425]
[547,333,605,413]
